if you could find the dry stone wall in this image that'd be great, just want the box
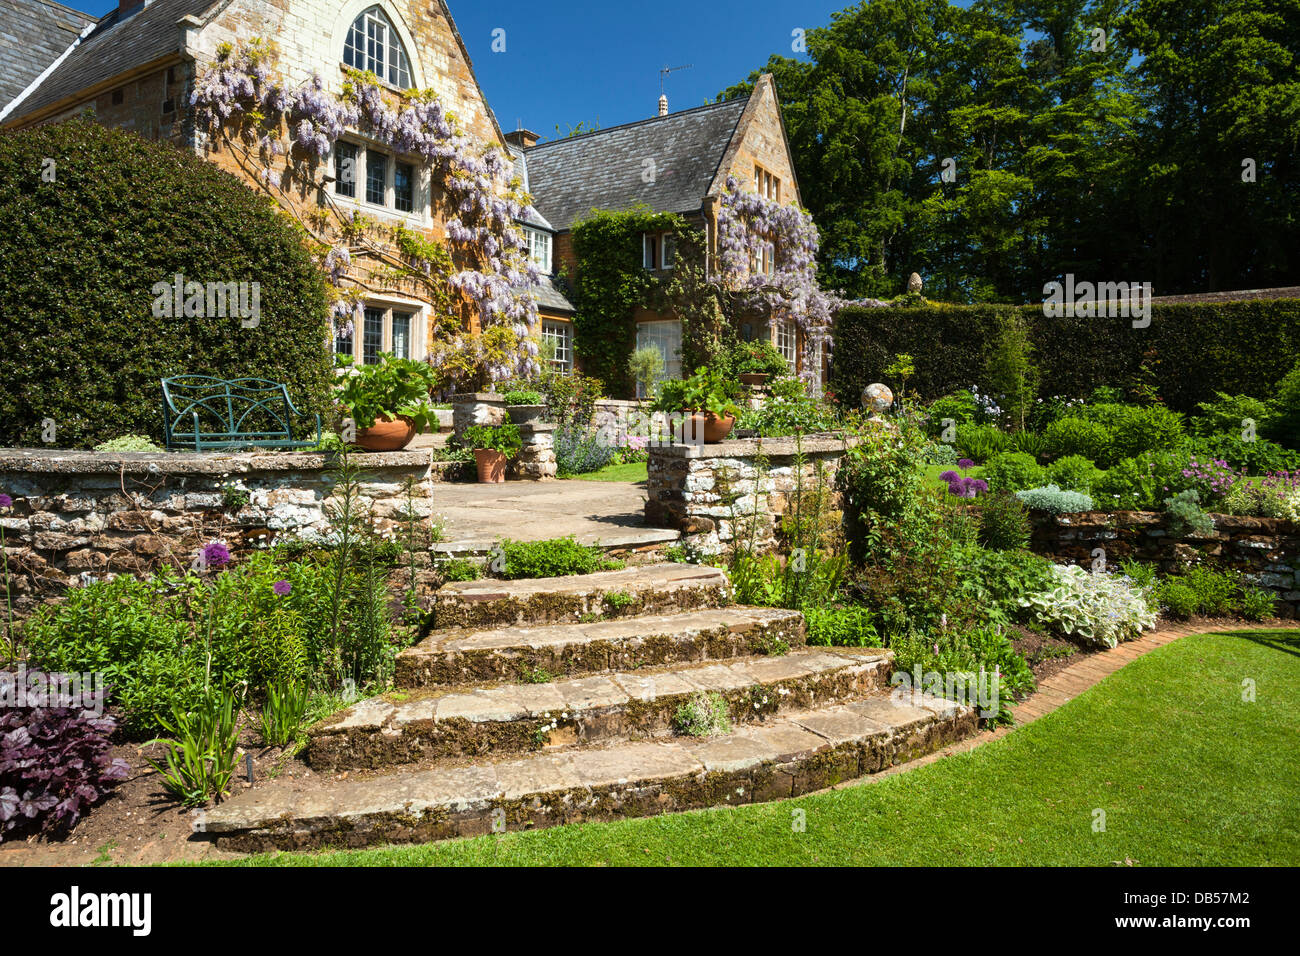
[1030,510,1300,617]
[645,434,854,554]
[0,448,436,614]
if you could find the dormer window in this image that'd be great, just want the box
[753,164,781,201]
[525,227,552,273]
[344,6,413,88]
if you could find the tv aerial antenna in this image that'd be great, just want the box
[659,63,694,93]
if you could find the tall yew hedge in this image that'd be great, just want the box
[0,119,332,448]
[831,300,1300,413]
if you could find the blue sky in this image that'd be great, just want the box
[73,0,857,140]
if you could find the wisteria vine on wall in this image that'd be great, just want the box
[188,40,540,382]
[713,176,838,381]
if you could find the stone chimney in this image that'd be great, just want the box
[503,128,539,150]
[658,94,668,117]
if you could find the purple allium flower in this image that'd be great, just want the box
[273,580,292,596]
[939,470,960,484]
[201,541,231,568]
[957,459,975,470]
[0,493,11,509]
[971,478,988,494]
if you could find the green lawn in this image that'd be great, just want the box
[207,630,1300,867]
[570,461,648,483]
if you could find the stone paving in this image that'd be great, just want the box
[428,478,677,553]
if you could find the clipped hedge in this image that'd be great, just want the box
[0,119,332,448]
[831,300,1300,414]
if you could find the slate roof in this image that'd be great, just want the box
[508,147,555,231]
[522,96,749,233]
[3,0,214,121]
[531,275,573,314]
[0,0,96,112]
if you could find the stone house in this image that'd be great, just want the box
[0,0,813,394]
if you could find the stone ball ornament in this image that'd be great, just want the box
[862,383,894,417]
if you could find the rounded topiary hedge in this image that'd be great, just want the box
[0,119,332,449]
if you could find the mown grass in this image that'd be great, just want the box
[202,630,1300,867]
[571,462,649,483]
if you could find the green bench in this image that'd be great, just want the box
[161,376,321,452]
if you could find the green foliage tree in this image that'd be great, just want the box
[721,0,1293,301]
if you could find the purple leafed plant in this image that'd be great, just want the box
[0,703,129,841]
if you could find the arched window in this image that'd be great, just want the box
[343,6,412,89]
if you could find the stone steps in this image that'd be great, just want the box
[395,606,806,688]
[201,690,979,852]
[428,562,730,629]
[307,646,891,771]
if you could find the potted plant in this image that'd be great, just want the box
[335,354,439,451]
[654,366,741,443]
[501,388,545,425]
[461,424,522,482]
[732,339,790,387]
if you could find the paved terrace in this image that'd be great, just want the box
[429,478,677,554]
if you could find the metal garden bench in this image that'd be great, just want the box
[161,376,321,451]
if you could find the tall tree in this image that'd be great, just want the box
[1121,0,1300,291]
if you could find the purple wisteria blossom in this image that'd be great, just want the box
[189,47,542,380]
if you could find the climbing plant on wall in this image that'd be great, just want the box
[189,39,540,388]
[569,207,684,395]
[712,175,838,383]
[569,183,839,393]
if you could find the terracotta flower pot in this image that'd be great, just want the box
[701,412,735,443]
[355,413,416,452]
[739,372,769,387]
[474,448,507,483]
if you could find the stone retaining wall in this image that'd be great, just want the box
[0,448,436,614]
[645,434,855,553]
[1030,510,1300,617]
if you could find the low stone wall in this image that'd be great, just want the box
[1030,510,1300,617]
[645,434,855,553]
[0,448,435,614]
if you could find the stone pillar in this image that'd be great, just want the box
[451,393,507,438]
[509,423,558,480]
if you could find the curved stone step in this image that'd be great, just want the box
[307,647,891,771]
[430,563,730,629]
[396,606,806,689]
[200,691,980,852]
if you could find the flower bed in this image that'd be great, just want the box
[1028,510,1300,616]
